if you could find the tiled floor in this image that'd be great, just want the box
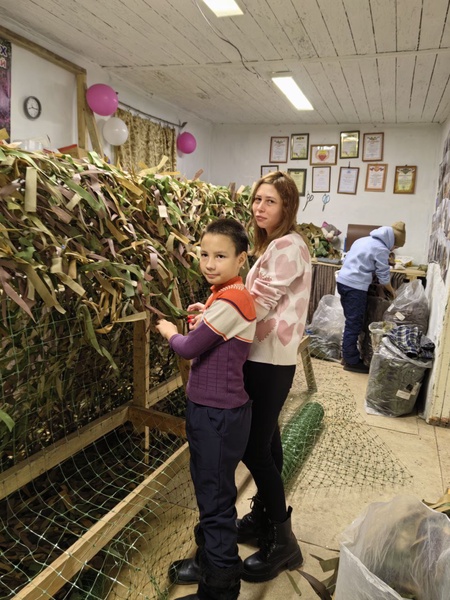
[168,357,450,600]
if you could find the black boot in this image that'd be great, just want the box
[242,506,303,583]
[175,557,241,600]
[196,553,242,600]
[236,495,268,546]
[169,554,201,585]
[169,524,204,585]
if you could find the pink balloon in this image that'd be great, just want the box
[86,84,118,116]
[177,132,197,154]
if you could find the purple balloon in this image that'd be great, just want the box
[177,132,197,154]
[86,84,118,116]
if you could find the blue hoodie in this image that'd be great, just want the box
[337,226,394,291]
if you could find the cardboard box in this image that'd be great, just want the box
[58,144,89,159]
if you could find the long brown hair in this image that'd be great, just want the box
[249,171,300,256]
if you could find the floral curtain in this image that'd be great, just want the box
[115,108,176,173]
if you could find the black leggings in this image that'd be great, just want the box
[242,361,295,523]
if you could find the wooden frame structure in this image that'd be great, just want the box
[2,319,315,599]
[3,317,189,600]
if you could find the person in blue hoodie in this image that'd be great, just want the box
[337,222,406,373]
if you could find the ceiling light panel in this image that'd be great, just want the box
[272,76,314,111]
[201,0,243,17]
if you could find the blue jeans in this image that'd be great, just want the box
[337,282,368,365]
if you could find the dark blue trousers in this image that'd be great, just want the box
[337,282,368,365]
[186,398,251,569]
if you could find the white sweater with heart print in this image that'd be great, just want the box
[245,232,312,365]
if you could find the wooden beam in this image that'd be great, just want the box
[76,73,88,150]
[12,443,190,600]
[129,406,186,438]
[0,405,129,501]
[133,318,151,410]
[149,372,183,407]
[79,76,104,156]
[298,335,317,392]
[171,281,191,389]
[0,25,85,75]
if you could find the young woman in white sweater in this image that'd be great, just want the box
[238,171,312,583]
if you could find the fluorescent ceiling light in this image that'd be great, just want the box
[272,76,314,110]
[201,0,243,17]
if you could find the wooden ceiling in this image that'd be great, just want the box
[2,0,450,125]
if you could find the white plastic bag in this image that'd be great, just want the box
[306,295,344,360]
[335,495,450,600]
[383,280,429,333]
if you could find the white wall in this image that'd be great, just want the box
[209,123,441,264]
[4,20,213,180]
[10,45,77,149]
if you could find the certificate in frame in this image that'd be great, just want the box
[362,132,384,162]
[261,165,278,177]
[338,166,359,194]
[394,165,417,194]
[290,133,309,160]
[340,131,360,159]
[312,166,331,193]
[365,163,388,192]
[269,136,289,163]
[310,144,338,165]
[287,168,307,196]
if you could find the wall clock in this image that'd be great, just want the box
[24,96,42,120]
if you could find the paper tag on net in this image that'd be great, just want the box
[149,252,158,270]
[394,312,405,321]
[158,205,168,218]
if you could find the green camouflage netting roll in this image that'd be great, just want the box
[281,402,325,485]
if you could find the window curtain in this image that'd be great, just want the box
[115,108,177,173]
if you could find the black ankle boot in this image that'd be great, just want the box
[169,554,201,585]
[236,495,268,546]
[242,506,303,583]
[195,554,242,600]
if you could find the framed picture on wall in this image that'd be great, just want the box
[310,144,338,165]
[365,163,388,191]
[340,131,360,159]
[290,133,309,160]
[261,165,278,177]
[394,165,417,194]
[312,166,331,192]
[269,136,289,163]
[362,132,384,161]
[287,168,307,196]
[337,166,359,194]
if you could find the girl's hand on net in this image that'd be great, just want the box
[186,303,204,331]
[156,319,178,340]
[187,313,202,330]
[187,302,205,313]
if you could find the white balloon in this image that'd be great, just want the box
[103,117,129,145]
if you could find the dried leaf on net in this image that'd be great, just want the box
[0,145,252,467]
[0,145,252,328]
